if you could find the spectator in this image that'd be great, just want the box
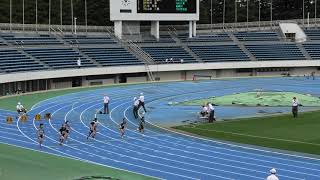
[77,58,81,68]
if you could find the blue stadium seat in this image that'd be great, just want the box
[1,34,62,45]
[0,49,45,72]
[303,43,320,59]
[63,35,116,44]
[138,35,175,43]
[304,29,320,40]
[142,46,196,63]
[234,31,280,41]
[189,45,249,62]
[24,48,96,69]
[80,48,143,66]
[179,33,232,43]
[246,44,305,60]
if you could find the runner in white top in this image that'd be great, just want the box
[266,168,279,180]
[292,97,299,118]
[139,93,147,113]
[103,95,110,114]
[77,58,81,68]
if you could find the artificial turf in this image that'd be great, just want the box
[174,110,320,155]
[178,92,320,107]
[0,143,154,180]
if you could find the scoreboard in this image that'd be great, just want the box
[110,0,199,21]
[137,0,196,14]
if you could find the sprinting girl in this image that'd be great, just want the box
[37,123,45,148]
[87,121,97,140]
[59,124,67,145]
[119,118,127,138]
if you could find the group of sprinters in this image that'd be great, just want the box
[16,92,147,148]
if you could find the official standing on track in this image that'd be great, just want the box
[266,168,279,180]
[207,103,215,123]
[133,97,140,119]
[292,97,299,118]
[16,102,26,114]
[103,94,110,114]
[139,93,147,113]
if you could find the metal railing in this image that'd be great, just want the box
[2,18,320,35]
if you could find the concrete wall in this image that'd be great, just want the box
[127,76,147,83]
[156,71,182,81]
[2,61,320,84]
[290,67,318,76]
[185,70,217,80]
[51,81,72,89]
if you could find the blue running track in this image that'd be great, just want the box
[1,77,320,180]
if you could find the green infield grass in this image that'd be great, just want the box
[174,110,320,155]
[177,92,320,107]
[0,143,154,180]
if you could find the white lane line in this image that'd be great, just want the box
[74,101,265,179]
[79,93,320,178]
[32,100,163,180]
[141,89,320,163]
[48,97,194,180]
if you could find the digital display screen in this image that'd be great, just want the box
[137,0,196,13]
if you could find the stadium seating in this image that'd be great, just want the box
[1,34,62,45]
[234,31,280,41]
[0,49,45,72]
[142,46,196,63]
[63,35,116,44]
[178,33,232,42]
[304,29,320,40]
[24,48,95,69]
[0,41,6,46]
[80,47,144,66]
[303,43,320,59]
[246,44,305,60]
[189,45,250,62]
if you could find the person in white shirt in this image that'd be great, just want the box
[77,58,81,68]
[16,102,26,114]
[200,105,208,117]
[139,93,147,113]
[207,103,215,123]
[103,95,110,114]
[292,97,299,118]
[266,168,279,180]
[133,97,140,119]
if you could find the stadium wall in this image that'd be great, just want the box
[1,61,320,96]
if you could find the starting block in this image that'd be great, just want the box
[6,116,13,124]
[35,114,41,121]
[20,114,28,122]
[45,113,51,120]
